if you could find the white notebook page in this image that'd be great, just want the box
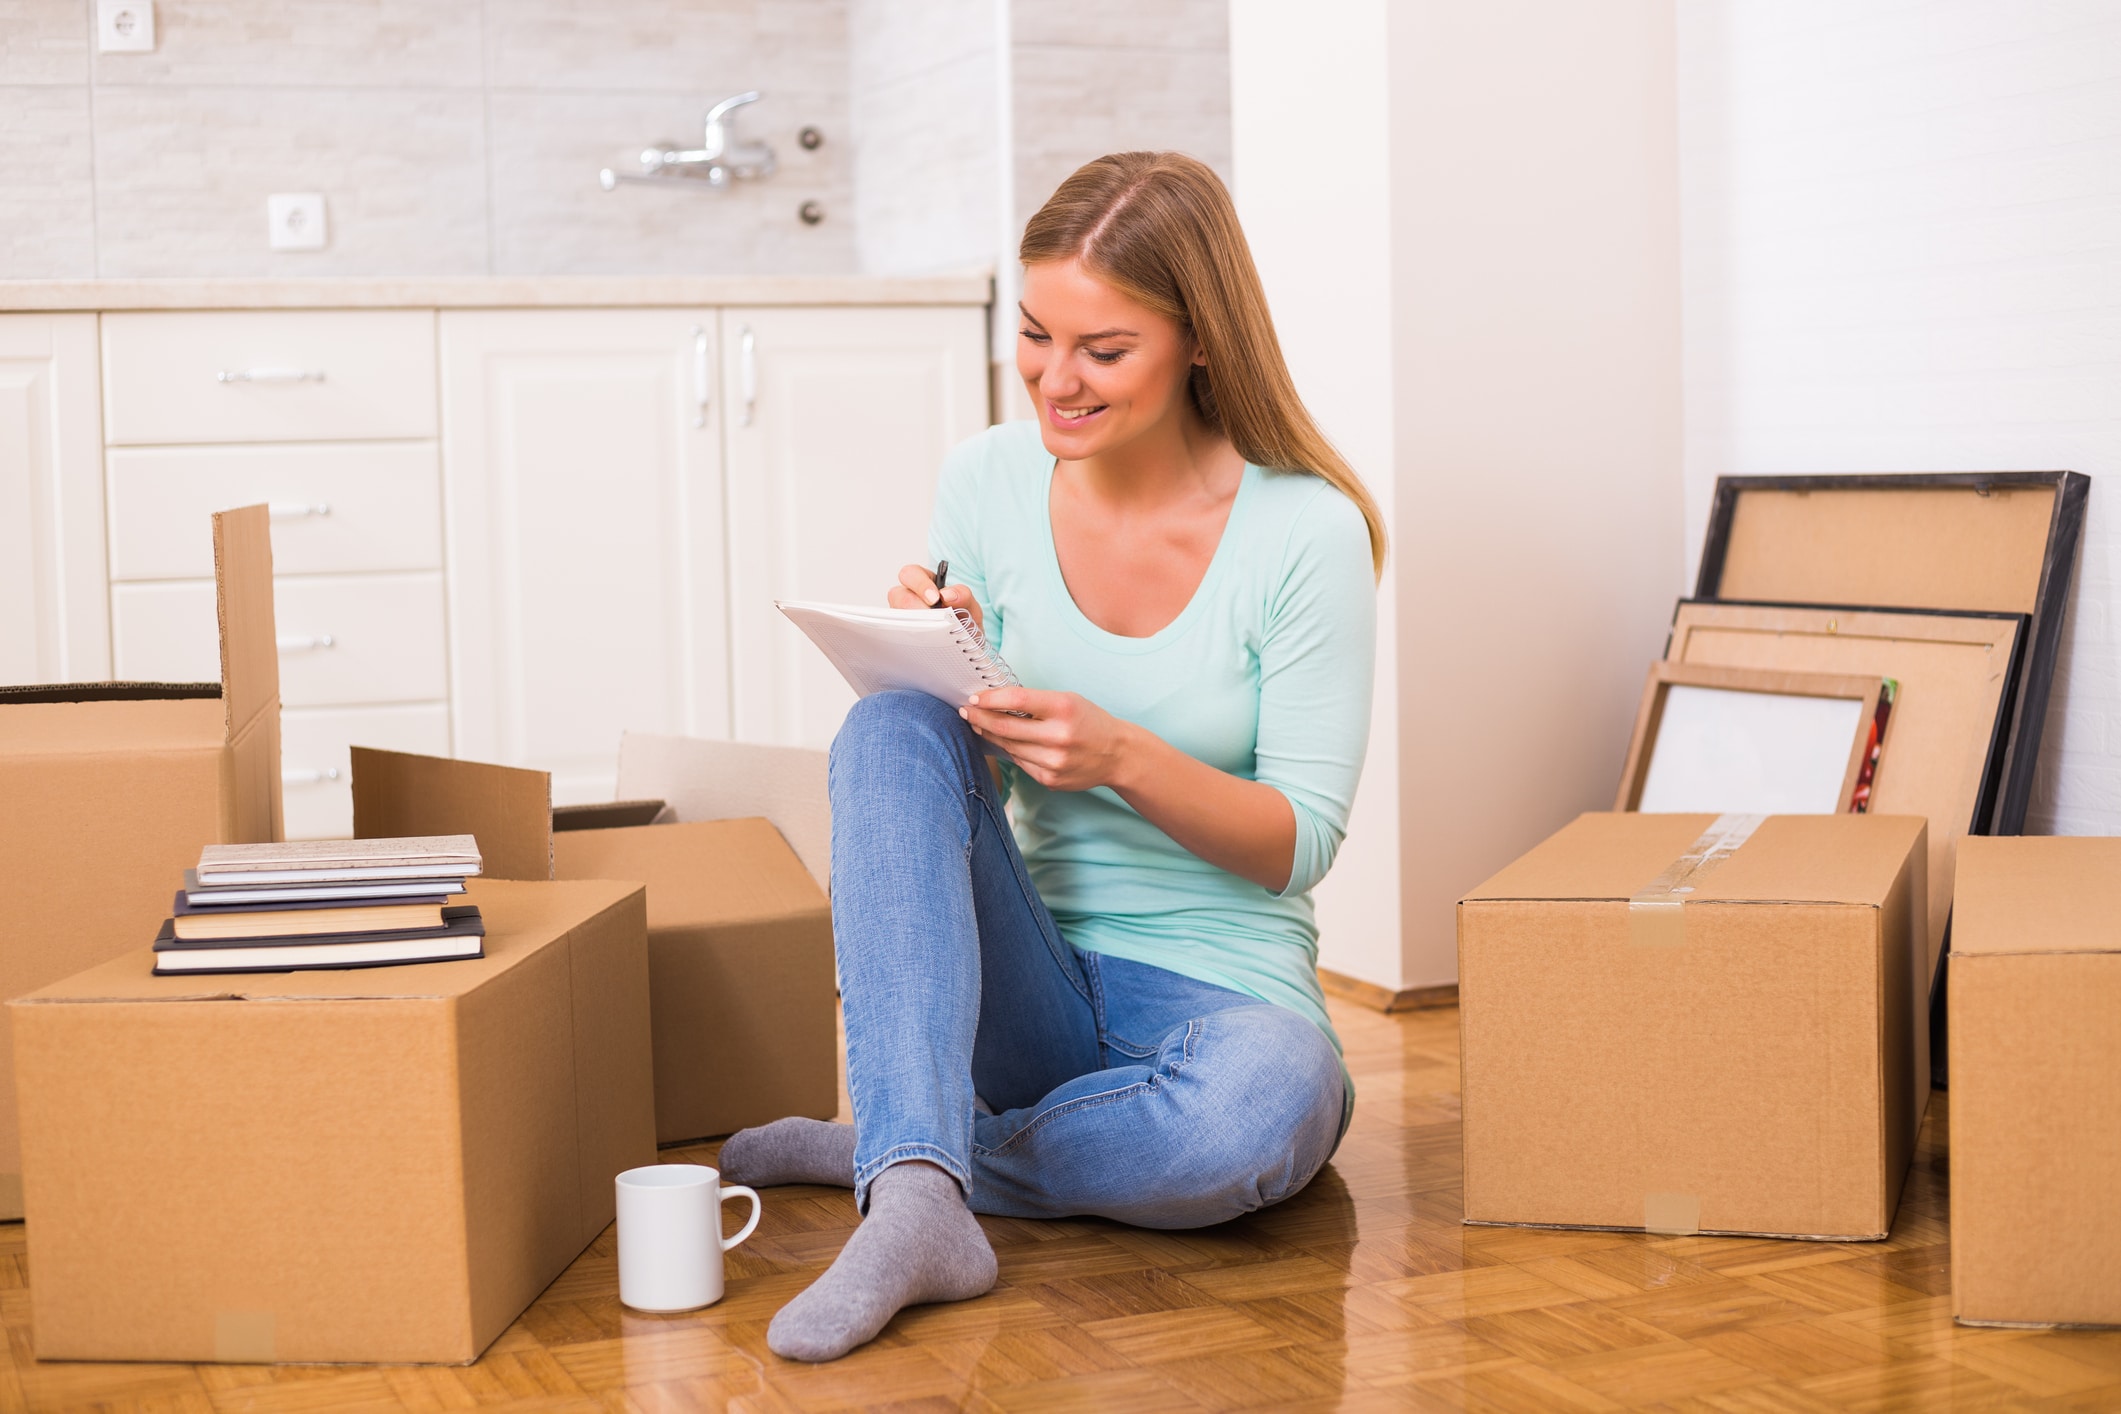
[776,601,1019,706]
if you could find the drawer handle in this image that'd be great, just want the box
[281,767,343,786]
[692,325,711,429]
[739,325,757,426]
[268,501,333,521]
[277,633,336,652]
[217,367,327,384]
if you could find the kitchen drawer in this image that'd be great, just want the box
[281,703,452,840]
[108,441,442,581]
[112,572,448,707]
[102,310,437,445]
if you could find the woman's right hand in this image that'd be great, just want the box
[890,563,984,634]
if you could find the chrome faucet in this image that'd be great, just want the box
[599,91,778,191]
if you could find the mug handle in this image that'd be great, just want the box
[720,1183,762,1252]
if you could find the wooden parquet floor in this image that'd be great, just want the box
[2,999,2118,1412]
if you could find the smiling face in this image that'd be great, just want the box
[1016,257,1205,460]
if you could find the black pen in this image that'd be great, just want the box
[932,559,950,605]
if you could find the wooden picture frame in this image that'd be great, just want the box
[1616,662,1890,814]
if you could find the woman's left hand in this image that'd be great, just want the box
[961,687,1137,792]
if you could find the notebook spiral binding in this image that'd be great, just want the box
[952,608,1020,688]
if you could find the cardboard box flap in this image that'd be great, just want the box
[617,731,831,888]
[1464,812,1718,902]
[11,879,638,1007]
[210,505,284,845]
[1463,812,1922,907]
[1689,815,1927,907]
[352,747,554,882]
[211,506,278,743]
[551,818,828,929]
[0,695,225,754]
[1708,478,2059,615]
[1953,836,2121,956]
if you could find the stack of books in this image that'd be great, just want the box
[152,836,486,976]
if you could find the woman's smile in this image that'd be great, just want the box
[1046,401,1108,429]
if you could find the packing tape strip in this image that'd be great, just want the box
[214,1310,275,1363]
[1643,1191,1701,1236]
[0,1172,22,1220]
[1627,812,1765,949]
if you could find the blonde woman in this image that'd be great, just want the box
[719,151,1385,1362]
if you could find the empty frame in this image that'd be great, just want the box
[1617,663,1889,815]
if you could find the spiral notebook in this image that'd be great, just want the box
[776,600,1019,706]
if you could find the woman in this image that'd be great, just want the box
[719,150,1385,1363]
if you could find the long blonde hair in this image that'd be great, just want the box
[1020,151,1387,575]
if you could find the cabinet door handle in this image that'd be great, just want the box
[281,766,342,785]
[739,325,757,427]
[277,632,336,652]
[217,367,325,384]
[691,325,711,428]
[268,501,333,521]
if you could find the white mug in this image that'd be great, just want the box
[615,1163,762,1312]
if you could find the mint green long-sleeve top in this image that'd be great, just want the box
[928,421,1377,1059]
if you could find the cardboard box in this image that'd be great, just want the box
[0,504,281,1220]
[1459,811,1928,1240]
[11,878,655,1364]
[1949,836,2121,1329]
[351,735,836,1144]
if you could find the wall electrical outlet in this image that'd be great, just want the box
[267,193,328,252]
[96,0,155,52]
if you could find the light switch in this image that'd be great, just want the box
[267,193,328,252]
[96,0,155,52]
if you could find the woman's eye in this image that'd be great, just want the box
[1086,349,1124,364]
[1019,328,1049,343]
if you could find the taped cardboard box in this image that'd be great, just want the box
[11,878,654,1364]
[351,734,836,1145]
[1459,812,1928,1240]
[1948,836,2121,1329]
[0,504,280,1221]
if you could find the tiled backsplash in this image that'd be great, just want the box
[1,0,1230,282]
[2,0,853,277]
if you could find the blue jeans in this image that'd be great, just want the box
[830,690,1346,1230]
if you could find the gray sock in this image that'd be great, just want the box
[717,1118,858,1188]
[766,1162,997,1362]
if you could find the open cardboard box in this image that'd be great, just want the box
[352,734,836,1145]
[0,504,281,1220]
[12,878,654,1364]
[1459,812,1928,1241]
[1948,837,2121,1329]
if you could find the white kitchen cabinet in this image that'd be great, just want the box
[112,573,449,707]
[99,310,437,446]
[721,304,989,747]
[440,310,732,804]
[25,284,990,833]
[280,702,453,841]
[0,314,109,685]
[106,442,442,581]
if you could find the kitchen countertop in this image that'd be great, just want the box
[0,272,993,311]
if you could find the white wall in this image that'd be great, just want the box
[1230,0,1403,991]
[1389,0,1686,988]
[1679,0,2121,834]
[1234,1,1685,994]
